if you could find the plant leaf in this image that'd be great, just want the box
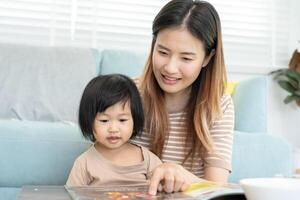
[284,95,296,104]
[278,80,296,93]
[269,69,285,75]
[293,90,300,97]
[284,76,299,89]
[286,69,300,82]
[272,69,287,80]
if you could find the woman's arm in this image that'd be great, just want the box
[203,95,234,183]
[148,95,234,195]
[204,166,229,183]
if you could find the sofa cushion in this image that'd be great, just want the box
[229,131,293,182]
[100,49,147,77]
[0,187,21,200]
[0,43,99,122]
[0,120,91,187]
[232,76,268,132]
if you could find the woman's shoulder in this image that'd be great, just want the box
[210,94,234,127]
[132,77,141,87]
[132,77,143,95]
[221,93,233,104]
[220,94,234,112]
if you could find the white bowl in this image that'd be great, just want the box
[240,178,300,200]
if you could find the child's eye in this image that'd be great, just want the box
[119,119,128,122]
[99,119,108,123]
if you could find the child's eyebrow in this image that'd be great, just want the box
[97,112,131,116]
[118,113,131,116]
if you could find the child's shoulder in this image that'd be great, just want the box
[128,143,161,161]
[137,144,162,164]
[128,142,143,156]
[74,144,95,163]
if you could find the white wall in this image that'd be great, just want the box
[289,0,300,55]
[227,0,300,152]
[268,78,300,147]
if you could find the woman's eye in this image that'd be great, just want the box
[158,50,168,56]
[183,57,192,61]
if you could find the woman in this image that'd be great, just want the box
[132,0,234,195]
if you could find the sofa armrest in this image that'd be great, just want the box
[229,131,293,182]
[0,120,91,187]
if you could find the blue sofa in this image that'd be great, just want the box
[0,44,293,200]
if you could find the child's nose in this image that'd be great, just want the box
[108,121,118,132]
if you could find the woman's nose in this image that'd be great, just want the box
[163,56,178,74]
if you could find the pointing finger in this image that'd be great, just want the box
[148,169,163,195]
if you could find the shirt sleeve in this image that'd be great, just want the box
[148,151,162,171]
[66,156,91,186]
[203,94,234,172]
[142,148,162,179]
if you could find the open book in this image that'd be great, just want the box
[65,181,245,200]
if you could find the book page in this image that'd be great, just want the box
[65,184,193,200]
[65,182,244,200]
[184,182,245,200]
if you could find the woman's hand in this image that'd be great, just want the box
[148,163,202,195]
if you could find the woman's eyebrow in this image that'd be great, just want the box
[157,44,196,56]
[181,52,196,56]
[157,44,170,51]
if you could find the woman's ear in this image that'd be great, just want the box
[202,49,215,67]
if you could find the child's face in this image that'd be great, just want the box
[93,101,133,150]
[152,27,212,98]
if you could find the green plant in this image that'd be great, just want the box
[270,69,300,105]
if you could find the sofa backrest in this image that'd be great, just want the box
[99,49,147,78]
[0,43,100,123]
[232,76,268,133]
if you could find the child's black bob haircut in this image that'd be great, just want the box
[78,74,144,142]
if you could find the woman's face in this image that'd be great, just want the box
[152,27,212,98]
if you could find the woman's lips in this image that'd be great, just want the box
[162,74,180,85]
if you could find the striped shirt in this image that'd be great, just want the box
[131,94,234,178]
